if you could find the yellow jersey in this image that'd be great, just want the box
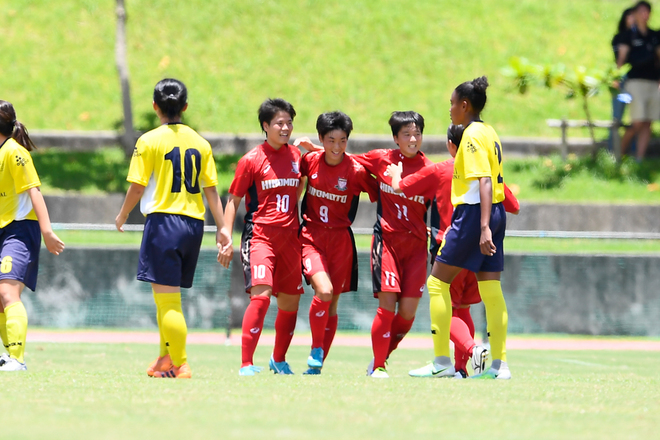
[451,121,505,206]
[127,124,218,221]
[0,138,40,228]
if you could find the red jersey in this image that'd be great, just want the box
[399,158,521,253]
[353,149,435,241]
[229,141,301,229]
[300,151,378,228]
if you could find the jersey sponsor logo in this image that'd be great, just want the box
[0,192,6,197]
[291,161,299,174]
[250,327,260,334]
[307,185,348,203]
[263,165,271,174]
[261,178,300,190]
[383,331,391,338]
[466,141,477,153]
[297,282,303,290]
[315,310,326,317]
[335,178,348,191]
[379,182,425,204]
[311,173,318,179]
[419,285,424,292]
[14,155,27,166]
[132,148,141,157]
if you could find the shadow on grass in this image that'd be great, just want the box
[508,149,660,190]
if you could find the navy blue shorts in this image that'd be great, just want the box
[138,213,204,288]
[436,203,506,273]
[0,220,41,291]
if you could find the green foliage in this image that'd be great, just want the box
[1,342,658,440]
[1,0,648,138]
[506,150,659,192]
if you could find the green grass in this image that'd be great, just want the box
[51,229,660,255]
[1,0,649,137]
[1,342,658,440]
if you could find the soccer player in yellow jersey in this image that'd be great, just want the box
[0,100,65,371]
[409,76,511,379]
[116,79,232,379]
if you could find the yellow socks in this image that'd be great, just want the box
[478,280,508,362]
[0,311,8,350]
[154,293,188,367]
[428,275,452,358]
[4,302,28,363]
[153,291,168,358]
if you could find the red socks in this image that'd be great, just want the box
[323,314,338,360]
[371,307,395,369]
[451,307,475,372]
[241,296,270,367]
[272,308,297,363]
[387,314,414,357]
[309,296,331,349]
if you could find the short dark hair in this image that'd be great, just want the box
[447,124,465,147]
[455,76,489,115]
[153,78,188,118]
[258,98,296,132]
[316,111,353,138]
[388,111,425,136]
[0,100,36,151]
[635,1,651,12]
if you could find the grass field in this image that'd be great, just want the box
[2,0,653,137]
[1,341,658,440]
[51,229,660,255]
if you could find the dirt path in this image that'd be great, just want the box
[27,330,660,351]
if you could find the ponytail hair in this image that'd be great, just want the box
[454,76,489,115]
[153,78,188,119]
[0,100,36,151]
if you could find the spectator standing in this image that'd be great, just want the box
[617,1,660,161]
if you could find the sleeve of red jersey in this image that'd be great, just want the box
[502,183,520,214]
[351,150,379,174]
[399,163,438,199]
[300,152,311,177]
[228,155,254,197]
[355,166,379,202]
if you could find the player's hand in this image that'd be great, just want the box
[43,231,65,255]
[216,227,233,268]
[386,162,403,180]
[479,226,496,256]
[115,213,128,232]
[293,137,322,152]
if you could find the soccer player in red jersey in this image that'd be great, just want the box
[387,124,520,377]
[223,98,304,376]
[296,111,378,375]
[303,111,437,378]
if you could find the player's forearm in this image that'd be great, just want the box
[479,177,493,229]
[616,45,629,69]
[223,195,241,236]
[26,187,54,235]
[203,186,225,229]
[390,175,403,193]
[117,183,145,219]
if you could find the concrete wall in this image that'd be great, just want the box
[46,194,660,234]
[27,248,660,336]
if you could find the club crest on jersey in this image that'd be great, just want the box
[335,177,348,191]
[291,161,300,174]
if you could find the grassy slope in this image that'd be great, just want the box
[1,0,651,137]
[1,343,658,440]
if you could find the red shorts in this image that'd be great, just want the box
[240,223,303,295]
[371,230,428,299]
[450,269,481,308]
[301,224,357,295]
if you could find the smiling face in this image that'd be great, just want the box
[393,123,422,158]
[263,110,293,149]
[449,90,469,126]
[319,129,348,166]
